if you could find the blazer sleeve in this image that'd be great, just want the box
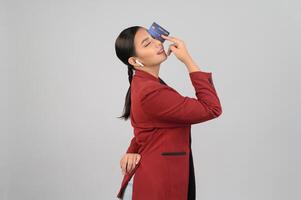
[140,71,222,125]
[126,135,141,153]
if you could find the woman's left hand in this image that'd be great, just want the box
[120,153,141,175]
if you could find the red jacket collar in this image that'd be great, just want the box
[134,69,160,82]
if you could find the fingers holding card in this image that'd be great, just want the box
[147,22,170,43]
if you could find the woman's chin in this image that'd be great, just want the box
[155,52,168,63]
[160,54,168,62]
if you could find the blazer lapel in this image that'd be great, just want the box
[134,69,167,85]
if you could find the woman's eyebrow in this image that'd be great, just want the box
[141,37,150,45]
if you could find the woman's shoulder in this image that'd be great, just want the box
[132,75,180,98]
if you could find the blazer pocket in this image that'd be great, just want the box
[161,151,187,156]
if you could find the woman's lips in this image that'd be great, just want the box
[157,48,164,54]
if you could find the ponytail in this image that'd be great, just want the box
[118,65,135,120]
[128,65,134,84]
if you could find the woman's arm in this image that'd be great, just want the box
[120,136,141,175]
[140,70,222,125]
[126,135,141,153]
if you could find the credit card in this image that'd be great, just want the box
[147,22,170,43]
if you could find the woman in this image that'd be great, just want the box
[115,26,222,200]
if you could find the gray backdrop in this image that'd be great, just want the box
[1,0,300,199]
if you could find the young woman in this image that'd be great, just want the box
[115,26,222,200]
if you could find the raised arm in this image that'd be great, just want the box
[140,70,222,125]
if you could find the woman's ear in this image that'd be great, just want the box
[128,57,136,67]
[128,57,143,68]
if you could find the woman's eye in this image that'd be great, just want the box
[145,42,151,47]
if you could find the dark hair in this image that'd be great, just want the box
[115,26,167,121]
[115,26,141,120]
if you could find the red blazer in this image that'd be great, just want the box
[117,68,222,200]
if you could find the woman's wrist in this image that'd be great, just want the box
[183,57,200,73]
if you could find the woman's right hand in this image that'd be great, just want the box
[161,34,192,64]
[120,153,141,175]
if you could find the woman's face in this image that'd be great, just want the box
[132,27,167,68]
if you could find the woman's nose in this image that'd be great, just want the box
[154,39,162,46]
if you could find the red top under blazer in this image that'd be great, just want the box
[117,68,222,200]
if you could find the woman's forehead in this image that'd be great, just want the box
[135,28,152,44]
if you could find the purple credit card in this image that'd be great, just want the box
[147,22,170,43]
